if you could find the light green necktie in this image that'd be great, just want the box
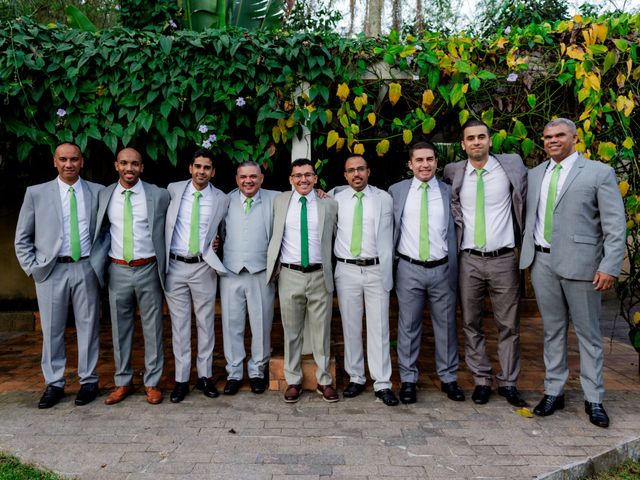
[474,169,486,249]
[299,196,309,268]
[350,191,364,257]
[69,186,81,261]
[244,197,253,214]
[123,190,133,262]
[189,191,202,255]
[419,183,430,261]
[544,163,562,243]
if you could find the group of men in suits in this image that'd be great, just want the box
[16,116,625,427]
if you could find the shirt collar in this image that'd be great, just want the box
[548,151,578,172]
[57,176,81,193]
[349,185,370,197]
[465,155,497,175]
[411,176,438,190]
[188,181,211,198]
[240,189,260,204]
[119,179,143,194]
[293,189,316,204]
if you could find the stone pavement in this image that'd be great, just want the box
[0,296,638,479]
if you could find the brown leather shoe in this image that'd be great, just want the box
[284,384,303,403]
[104,385,135,405]
[145,386,163,404]
[316,384,339,403]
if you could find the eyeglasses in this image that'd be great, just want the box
[290,173,316,180]
[345,166,368,174]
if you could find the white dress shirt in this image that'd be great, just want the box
[334,185,378,259]
[240,190,260,212]
[280,190,322,265]
[57,177,91,257]
[170,182,214,257]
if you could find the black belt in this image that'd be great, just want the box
[170,253,204,263]
[57,256,88,263]
[463,247,513,258]
[281,263,323,273]
[535,245,551,254]
[336,257,379,266]
[397,253,448,268]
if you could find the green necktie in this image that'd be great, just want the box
[350,191,364,257]
[419,183,430,261]
[189,191,202,255]
[544,163,562,243]
[69,186,81,261]
[299,196,309,268]
[244,197,253,214]
[474,169,486,249]
[123,190,133,262]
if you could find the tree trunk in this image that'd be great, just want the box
[392,0,401,32]
[415,0,424,32]
[365,0,382,36]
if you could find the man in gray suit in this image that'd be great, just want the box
[443,119,527,407]
[220,161,278,396]
[92,147,170,405]
[15,142,102,408]
[165,149,228,403]
[333,155,399,406]
[389,142,461,404]
[520,118,626,428]
[266,159,339,403]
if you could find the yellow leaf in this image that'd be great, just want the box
[628,220,635,230]
[616,95,633,116]
[351,124,360,134]
[619,180,629,197]
[585,72,600,92]
[388,83,402,106]
[635,311,640,326]
[627,58,633,77]
[376,139,390,157]
[354,96,364,112]
[579,107,592,121]
[582,29,593,46]
[403,129,413,145]
[306,104,316,113]
[336,138,345,151]
[462,83,469,93]
[594,23,608,43]
[336,83,350,102]
[272,126,281,143]
[361,93,368,105]
[493,36,508,49]
[367,112,376,126]
[573,14,583,23]
[353,143,365,155]
[325,109,333,124]
[286,115,295,128]
[578,87,591,103]
[583,119,591,132]
[516,408,534,418]
[576,142,587,153]
[623,137,634,149]
[632,66,640,81]
[326,130,339,148]
[422,90,435,109]
[560,42,566,57]
[597,141,616,161]
[566,45,585,60]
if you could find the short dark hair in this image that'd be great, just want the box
[460,119,490,139]
[344,155,369,170]
[192,148,215,168]
[290,158,315,175]
[409,141,437,160]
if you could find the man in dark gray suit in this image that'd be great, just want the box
[389,142,461,404]
[520,118,626,427]
[15,142,103,408]
[92,147,170,405]
[443,119,527,407]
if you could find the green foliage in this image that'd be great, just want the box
[0,0,119,28]
[283,0,343,33]
[0,452,67,479]
[118,0,180,30]
[181,0,285,31]
[475,0,569,36]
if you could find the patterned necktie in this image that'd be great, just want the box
[69,186,81,261]
[474,169,486,249]
[244,197,253,214]
[350,191,364,257]
[544,163,562,243]
[299,196,309,268]
[419,183,430,261]
[123,190,133,262]
[189,191,202,255]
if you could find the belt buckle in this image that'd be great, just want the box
[354,259,367,266]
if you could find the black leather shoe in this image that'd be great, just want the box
[471,385,491,405]
[75,382,99,406]
[38,385,64,409]
[249,377,266,394]
[585,401,609,428]
[195,377,219,398]
[375,388,399,406]
[533,394,565,416]
[497,386,527,407]
[343,382,366,398]
[223,379,242,396]
[399,382,417,404]
[441,381,465,401]
[170,382,190,403]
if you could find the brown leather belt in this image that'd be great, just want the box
[110,256,156,267]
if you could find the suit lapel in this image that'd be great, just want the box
[51,179,64,229]
[556,154,585,206]
[371,189,381,234]
[395,180,411,225]
[438,179,451,219]
[80,179,96,236]
[143,181,155,233]
[317,196,326,244]
[452,161,466,195]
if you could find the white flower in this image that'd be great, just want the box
[504,26,511,34]
[56,108,66,117]
[207,134,217,143]
[202,140,212,149]
[235,97,246,107]
[406,55,414,66]
[414,45,423,51]
[198,124,208,133]
[169,19,178,29]
[507,73,518,82]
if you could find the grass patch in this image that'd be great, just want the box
[0,452,67,479]
[586,458,640,479]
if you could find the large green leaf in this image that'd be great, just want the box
[65,6,97,32]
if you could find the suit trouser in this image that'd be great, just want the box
[108,262,164,387]
[165,259,217,383]
[530,251,605,403]
[335,262,392,391]
[277,266,332,386]
[459,250,521,387]
[35,259,100,388]
[395,258,458,384]
[220,269,275,380]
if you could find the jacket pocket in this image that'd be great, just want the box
[573,234,598,245]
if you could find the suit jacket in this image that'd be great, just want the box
[15,178,103,283]
[442,153,527,250]
[388,178,458,293]
[520,153,626,280]
[91,180,170,289]
[165,180,229,275]
[266,191,338,292]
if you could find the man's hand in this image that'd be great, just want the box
[212,235,220,252]
[592,271,615,291]
[316,188,327,199]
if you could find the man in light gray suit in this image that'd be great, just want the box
[389,142,461,405]
[92,147,170,405]
[443,119,527,407]
[165,149,228,403]
[333,155,399,406]
[266,158,339,403]
[520,118,626,428]
[220,161,278,396]
[15,142,103,408]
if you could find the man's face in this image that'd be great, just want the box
[54,144,83,185]
[114,148,144,188]
[189,156,214,191]
[236,165,264,198]
[289,164,316,196]
[543,123,577,162]
[461,125,491,163]
[343,156,370,192]
[408,148,437,182]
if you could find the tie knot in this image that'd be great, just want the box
[123,190,132,198]
[354,191,364,199]
[475,168,485,177]
[553,163,562,172]
[193,191,202,200]
[68,186,75,193]
[420,183,429,190]
[246,197,253,205]
[299,196,307,205]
